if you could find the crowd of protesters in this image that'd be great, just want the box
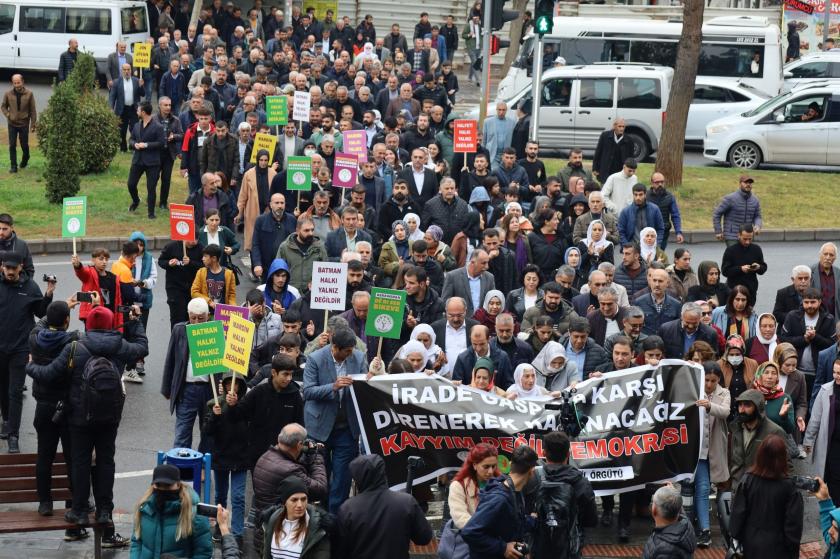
[1,0,839,557]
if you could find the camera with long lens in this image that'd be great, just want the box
[544,387,588,437]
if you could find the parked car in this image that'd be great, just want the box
[703,82,840,168]
[685,77,769,143]
[783,51,840,91]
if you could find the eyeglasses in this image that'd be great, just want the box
[701,312,711,317]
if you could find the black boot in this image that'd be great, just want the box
[7,435,19,453]
[0,421,8,440]
[20,154,29,168]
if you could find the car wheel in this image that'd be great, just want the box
[728,141,762,169]
[625,132,649,162]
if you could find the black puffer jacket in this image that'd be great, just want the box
[28,317,81,403]
[528,229,567,283]
[202,375,250,471]
[641,516,696,559]
[421,194,471,246]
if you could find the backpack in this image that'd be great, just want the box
[75,346,125,423]
[534,469,580,559]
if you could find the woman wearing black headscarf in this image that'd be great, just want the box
[236,149,277,252]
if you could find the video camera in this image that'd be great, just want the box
[544,387,588,437]
[300,439,324,455]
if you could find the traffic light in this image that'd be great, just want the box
[490,34,511,55]
[535,0,554,36]
[483,0,519,32]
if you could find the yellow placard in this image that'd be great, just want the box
[222,314,254,375]
[249,133,277,164]
[133,43,152,69]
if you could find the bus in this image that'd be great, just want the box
[500,15,783,99]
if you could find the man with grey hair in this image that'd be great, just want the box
[773,264,813,327]
[580,262,630,307]
[605,305,648,356]
[482,101,515,170]
[232,121,252,189]
[251,420,326,553]
[658,301,719,359]
[811,242,840,319]
[154,95,184,209]
[421,177,471,245]
[491,313,534,370]
[441,249,495,315]
[587,285,626,346]
[572,270,607,318]
[642,484,695,558]
[431,297,479,378]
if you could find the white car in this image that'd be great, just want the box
[703,82,840,168]
[783,51,840,91]
[685,78,769,142]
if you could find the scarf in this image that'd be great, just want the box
[753,362,785,400]
[584,219,612,252]
[392,219,410,259]
[507,363,545,399]
[407,324,443,364]
[398,340,428,372]
[510,235,528,273]
[640,226,658,263]
[754,312,778,357]
[404,213,424,242]
[255,149,271,213]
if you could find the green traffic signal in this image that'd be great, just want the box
[536,15,552,35]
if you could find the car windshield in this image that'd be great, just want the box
[743,90,792,117]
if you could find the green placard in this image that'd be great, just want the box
[61,196,87,238]
[186,320,227,376]
[286,156,312,191]
[265,95,288,126]
[365,287,407,339]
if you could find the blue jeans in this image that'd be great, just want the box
[694,458,711,530]
[214,468,246,536]
[174,383,213,452]
[319,427,359,514]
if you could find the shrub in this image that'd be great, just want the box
[37,51,119,177]
[42,82,80,203]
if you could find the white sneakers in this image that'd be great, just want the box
[122,370,143,384]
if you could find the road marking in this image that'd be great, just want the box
[115,469,154,479]
[34,261,73,267]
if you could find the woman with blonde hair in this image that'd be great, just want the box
[129,464,213,559]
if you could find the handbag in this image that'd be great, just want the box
[438,518,470,559]
[226,262,242,286]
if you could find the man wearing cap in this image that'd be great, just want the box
[0,213,35,278]
[26,303,147,539]
[601,158,638,215]
[712,175,762,246]
[161,298,215,453]
[729,388,791,489]
[0,252,53,452]
[554,56,566,67]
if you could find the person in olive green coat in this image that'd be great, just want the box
[260,476,331,559]
[378,220,413,279]
[753,361,796,435]
[129,464,213,559]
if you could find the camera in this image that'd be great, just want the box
[545,387,588,437]
[117,305,134,314]
[51,401,65,424]
[300,439,323,454]
[791,475,819,493]
[42,274,57,283]
[514,542,529,555]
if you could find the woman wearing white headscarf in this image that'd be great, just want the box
[578,219,614,275]
[639,226,668,265]
[403,213,424,242]
[531,341,581,393]
[354,42,377,67]
[506,364,553,400]
[406,323,445,370]
[397,340,431,373]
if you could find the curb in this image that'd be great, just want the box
[25,230,840,256]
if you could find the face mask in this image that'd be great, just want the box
[304,148,316,157]
[738,410,757,423]
[154,488,180,510]
[727,355,743,367]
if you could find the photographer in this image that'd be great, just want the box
[249,423,326,555]
[461,445,538,559]
[27,298,86,540]
[811,477,840,558]
[0,252,53,452]
[532,431,597,559]
[26,303,147,546]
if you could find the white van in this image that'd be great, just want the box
[496,64,673,161]
[0,0,150,78]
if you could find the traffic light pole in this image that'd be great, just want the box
[529,37,543,142]
[478,1,493,128]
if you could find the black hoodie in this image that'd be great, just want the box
[642,516,696,559]
[28,317,81,403]
[202,375,250,471]
[335,455,432,559]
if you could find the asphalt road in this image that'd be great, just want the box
[1,238,823,514]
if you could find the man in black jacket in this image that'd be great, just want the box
[26,304,147,535]
[377,179,417,242]
[780,287,836,377]
[560,318,611,380]
[407,241,444,289]
[483,228,517,295]
[0,252,53,452]
[491,313,534,370]
[658,302,719,360]
[402,266,445,341]
[721,224,767,305]
[421,177,471,246]
[773,264,811,328]
[337,454,432,559]
[158,239,204,328]
[199,120,238,180]
[185,173,235,230]
[532,431,597,559]
[127,102,166,218]
[0,213,35,278]
[592,118,633,183]
[154,97,184,209]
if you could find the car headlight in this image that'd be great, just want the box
[706,124,731,135]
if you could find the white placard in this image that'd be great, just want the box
[293,91,311,122]
[310,261,347,310]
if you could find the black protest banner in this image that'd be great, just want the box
[349,361,703,494]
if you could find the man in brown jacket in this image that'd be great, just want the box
[1,75,37,173]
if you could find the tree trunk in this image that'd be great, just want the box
[654,0,705,188]
[501,0,531,76]
[190,0,204,28]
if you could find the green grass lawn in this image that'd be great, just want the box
[0,147,187,238]
[543,160,837,230]
[0,143,832,239]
